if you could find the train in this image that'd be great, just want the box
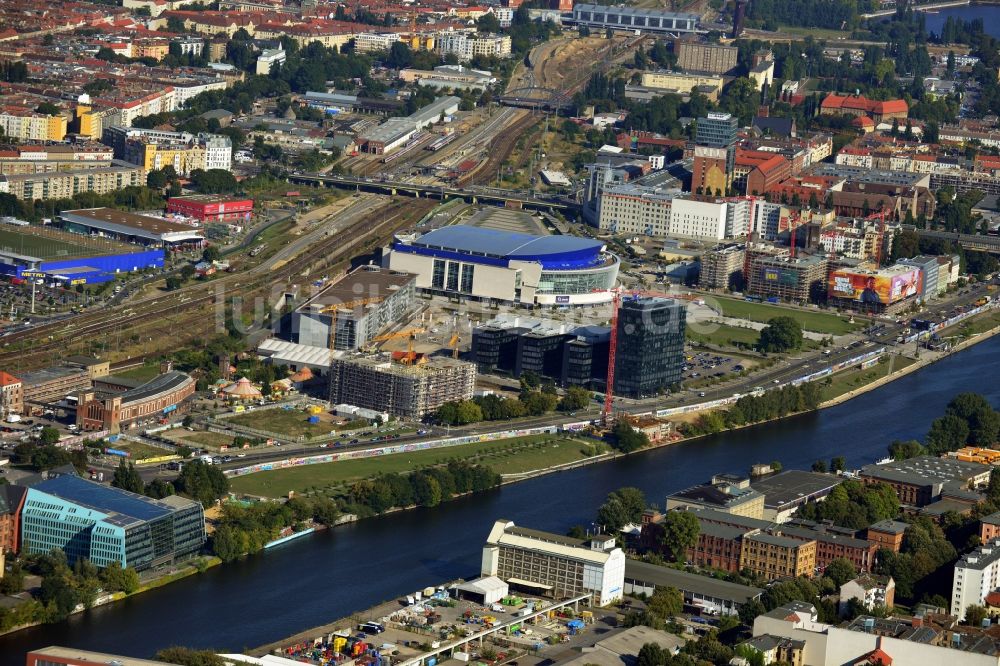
[382,132,426,164]
[426,133,457,152]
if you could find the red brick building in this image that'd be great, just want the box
[0,484,26,554]
[820,94,909,123]
[167,195,253,224]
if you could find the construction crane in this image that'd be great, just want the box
[364,327,427,364]
[787,208,803,259]
[603,289,622,424]
[320,296,384,352]
[448,332,460,359]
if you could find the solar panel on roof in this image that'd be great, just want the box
[33,475,172,522]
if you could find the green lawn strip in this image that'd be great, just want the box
[713,297,862,335]
[178,432,236,450]
[936,310,1000,340]
[119,441,173,461]
[687,322,821,351]
[229,434,606,497]
[114,364,163,382]
[819,355,916,402]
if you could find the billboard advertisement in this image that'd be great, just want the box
[829,268,922,305]
[760,266,799,287]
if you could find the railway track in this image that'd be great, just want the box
[455,112,540,187]
[3,197,437,370]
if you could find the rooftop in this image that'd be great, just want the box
[61,208,200,239]
[26,647,171,666]
[860,455,991,486]
[407,225,604,261]
[298,266,415,313]
[32,474,176,524]
[624,559,763,604]
[750,470,844,510]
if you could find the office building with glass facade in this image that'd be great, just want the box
[614,297,686,398]
[21,475,205,570]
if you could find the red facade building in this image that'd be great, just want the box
[167,195,253,224]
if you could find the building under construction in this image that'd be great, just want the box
[700,243,745,289]
[746,248,828,303]
[328,353,477,419]
[293,266,416,351]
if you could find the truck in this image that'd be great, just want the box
[4,413,20,423]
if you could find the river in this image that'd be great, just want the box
[923,3,1000,39]
[3,337,1000,663]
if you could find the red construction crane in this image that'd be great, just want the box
[603,289,622,424]
[788,208,803,259]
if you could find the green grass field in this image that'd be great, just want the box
[178,432,236,450]
[229,434,607,497]
[820,355,916,402]
[227,409,343,438]
[0,228,99,259]
[714,297,863,335]
[119,440,173,461]
[688,322,821,351]
[938,310,1000,340]
[114,364,163,383]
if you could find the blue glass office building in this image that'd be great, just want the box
[21,475,205,570]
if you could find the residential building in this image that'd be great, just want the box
[952,539,1000,620]
[667,476,766,519]
[354,32,401,53]
[437,33,511,62]
[623,559,763,616]
[0,107,67,142]
[754,602,1000,666]
[481,519,625,606]
[740,532,816,580]
[745,250,828,303]
[255,47,285,75]
[101,126,232,174]
[613,297,686,398]
[982,513,1000,544]
[0,165,145,201]
[597,183,678,236]
[840,574,895,614]
[21,474,205,570]
[0,371,23,418]
[738,635,806,666]
[639,71,724,94]
[668,197,731,240]
[328,353,476,419]
[674,39,738,74]
[859,456,992,507]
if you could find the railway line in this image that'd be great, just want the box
[2,196,437,370]
[455,112,540,187]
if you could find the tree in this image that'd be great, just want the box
[476,12,501,33]
[758,316,804,353]
[824,557,857,586]
[190,169,237,194]
[926,413,970,455]
[155,648,227,666]
[636,643,669,666]
[112,459,145,494]
[646,586,683,619]
[610,420,649,453]
[559,386,590,411]
[965,605,989,627]
[661,511,700,563]
[202,246,221,263]
[812,459,828,473]
[38,426,60,445]
[174,459,229,507]
[35,102,61,116]
[830,456,846,473]
[597,487,646,532]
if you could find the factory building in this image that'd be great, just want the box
[60,208,204,249]
[292,266,416,351]
[76,371,196,434]
[385,225,619,306]
[571,4,700,36]
[328,353,476,419]
[21,474,205,570]
[482,518,626,606]
[359,96,461,154]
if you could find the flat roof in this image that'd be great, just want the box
[32,474,173,523]
[299,266,415,313]
[118,371,193,406]
[624,560,762,604]
[574,3,699,20]
[168,194,253,204]
[20,365,88,387]
[410,225,603,259]
[750,470,844,509]
[27,647,171,666]
[61,208,203,242]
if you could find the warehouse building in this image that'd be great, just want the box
[358,96,461,154]
[571,4,700,35]
[859,455,991,507]
[385,225,620,306]
[167,194,254,224]
[60,208,204,249]
[293,266,416,351]
[76,370,196,434]
[328,353,476,419]
[482,519,626,606]
[21,474,205,570]
[623,559,763,616]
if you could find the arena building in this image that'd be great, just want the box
[385,225,619,306]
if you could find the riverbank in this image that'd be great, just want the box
[0,556,221,639]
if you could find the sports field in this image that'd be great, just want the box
[0,227,107,259]
[714,297,863,335]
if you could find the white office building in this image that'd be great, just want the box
[951,539,1000,620]
[437,33,511,62]
[669,197,730,240]
[597,183,679,236]
[255,48,286,75]
[355,32,401,53]
[481,519,625,606]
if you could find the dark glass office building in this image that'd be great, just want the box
[614,297,686,398]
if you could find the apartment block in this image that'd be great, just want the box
[437,33,511,61]
[102,126,232,174]
[0,165,145,201]
[0,108,67,142]
[700,243,745,289]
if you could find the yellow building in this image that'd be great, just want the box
[639,71,723,94]
[0,165,145,201]
[953,447,1000,465]
[0,111,66,142]
[133,39,170,61]
[740,532,816,581]
[140,143,207,174]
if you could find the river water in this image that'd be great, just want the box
[923,3,1000,39]
[2,337,1000,662]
